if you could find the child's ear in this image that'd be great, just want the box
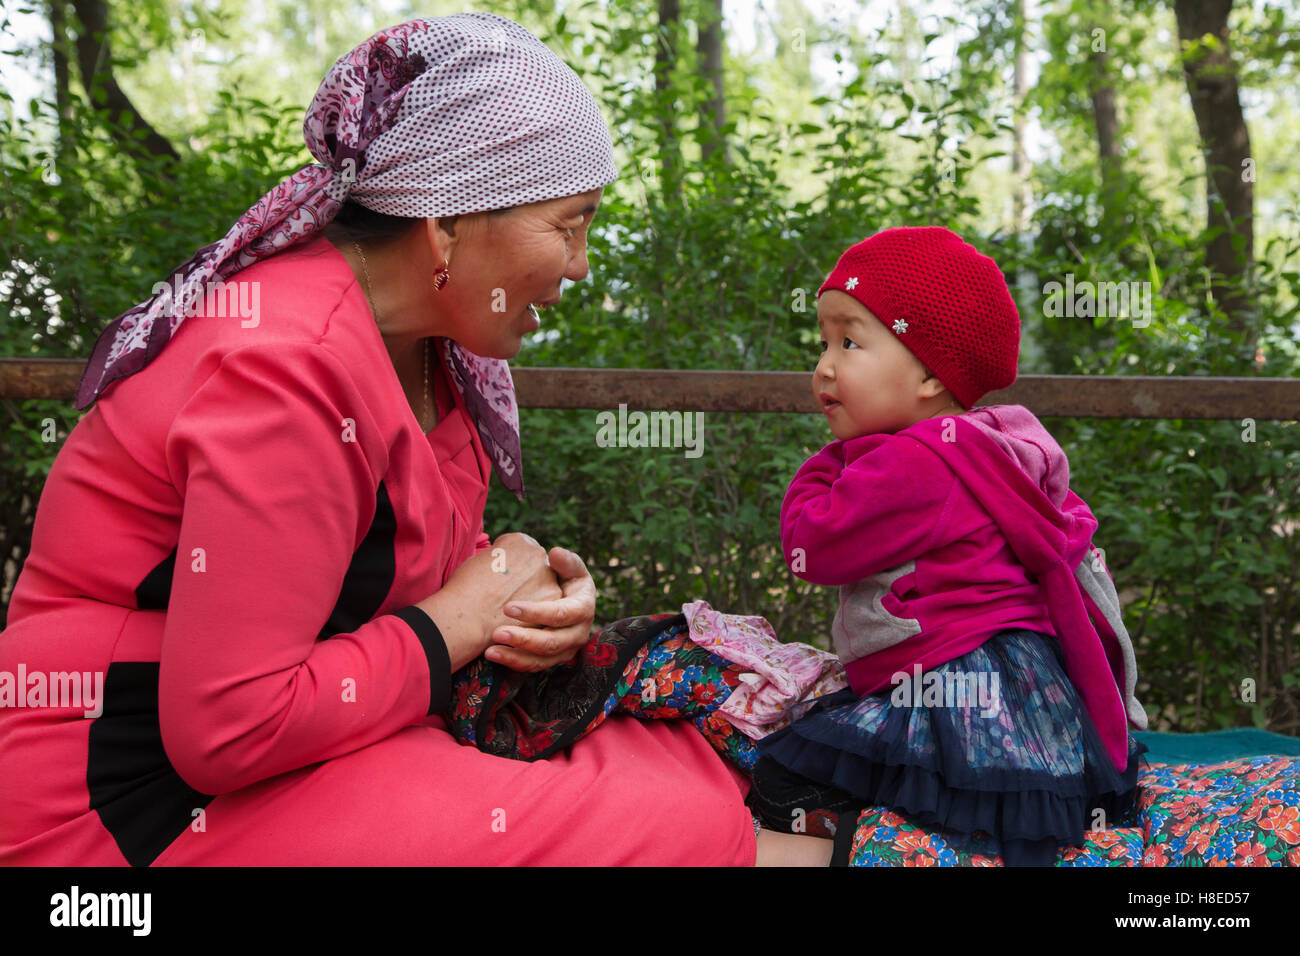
[917,366,948,401]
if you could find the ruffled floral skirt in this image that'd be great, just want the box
[751,627,1148,866]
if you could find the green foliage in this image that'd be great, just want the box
[484,1,1021,650]
[3,0,1298,734]
[0,67,303,627]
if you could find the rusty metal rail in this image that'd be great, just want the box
[1,358,1298,420]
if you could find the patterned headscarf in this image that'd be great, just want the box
[73,13,619,499]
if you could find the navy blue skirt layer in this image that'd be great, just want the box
[753,628,1148,866]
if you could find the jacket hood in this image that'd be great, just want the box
[963,404,1071,509]
[905,405,1140,771]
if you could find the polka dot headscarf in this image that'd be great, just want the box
[74,13,620,500]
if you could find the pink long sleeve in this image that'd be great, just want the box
[780,434,957,586]
[159,343,446,795]
[0,231,759,867]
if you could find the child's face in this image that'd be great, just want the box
[814,290,935,440]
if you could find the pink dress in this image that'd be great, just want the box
[0,236,754,865]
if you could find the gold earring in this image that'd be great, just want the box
[433,260,450,292]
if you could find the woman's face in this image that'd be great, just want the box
[430,186,603,358]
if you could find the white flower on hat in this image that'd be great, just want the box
[845,277,859,290]
[893,318,908,334]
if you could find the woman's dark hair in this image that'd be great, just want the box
[321,200,511,247]
[322,201,425,246]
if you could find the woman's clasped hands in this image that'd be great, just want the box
[418,532,596,674]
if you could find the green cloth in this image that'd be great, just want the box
[1134,728,1300,764]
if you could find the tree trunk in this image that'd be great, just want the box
[655,0,683,203]
[49,0,73,155]
[696,0,728,165]
[1086,1,1121,225]
[1090,60,1120,220]
[1173,0,1255,348]
[1011,0,1031,238]
[69,0,180,166]
[1010,0,1042,367]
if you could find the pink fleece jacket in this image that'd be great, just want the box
[781,405,1147,773]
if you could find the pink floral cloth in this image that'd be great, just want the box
[681,600,846,739]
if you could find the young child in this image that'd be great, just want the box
[750,226,1150,866]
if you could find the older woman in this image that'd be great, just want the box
[0,13,832,866]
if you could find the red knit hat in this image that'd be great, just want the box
[817,226,1020,409]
